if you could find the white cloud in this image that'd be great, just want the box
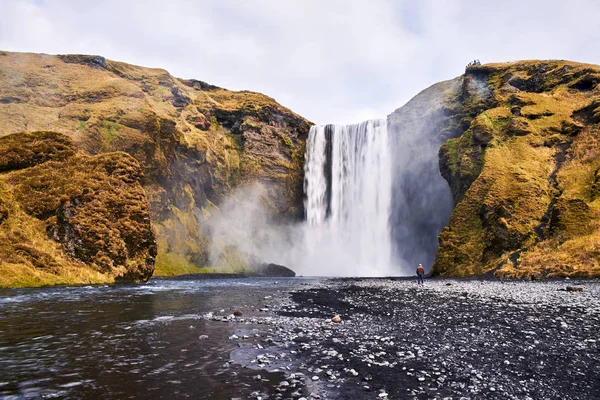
[1,0,599,124]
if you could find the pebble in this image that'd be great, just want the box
[206,279,600,399]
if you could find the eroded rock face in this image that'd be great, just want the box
[433,60,600,278]
[0,52,311,274]
[0,131,156,285]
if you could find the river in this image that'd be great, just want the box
[0,277,314,399]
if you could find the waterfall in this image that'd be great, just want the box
[303,120,394,276]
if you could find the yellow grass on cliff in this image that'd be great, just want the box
[434,60,600,278]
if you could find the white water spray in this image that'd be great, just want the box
[303,120,395,276]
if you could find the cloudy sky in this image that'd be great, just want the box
[2,0,600,124]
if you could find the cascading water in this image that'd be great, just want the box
[204,81,457,277]
[303,120,395,276]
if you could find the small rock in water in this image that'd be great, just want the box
[229,334,239,340]
[331,315,342,323]
[311,376,320,381]
[233,310,243,316]
[566,286,583,292]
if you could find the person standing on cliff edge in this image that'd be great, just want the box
[416,264,425,285]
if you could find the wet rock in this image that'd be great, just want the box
[331,315,341,323]
[233,310,243,316]
[198,335,209,340]
[254,263,296,277]
[566,286,584,292]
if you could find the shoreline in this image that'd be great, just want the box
[224,278,600,399]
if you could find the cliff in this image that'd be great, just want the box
[0,51,311,277]
[432,60,600,278]
[0,131,156,287]
[386,78,461,270]
[2,51,598,282]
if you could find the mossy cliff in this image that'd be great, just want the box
[0,52,311,277]
[0,131,156,287]
[432,60,600,278]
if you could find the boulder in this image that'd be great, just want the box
[566,286,584,292]
[254,263,296,277]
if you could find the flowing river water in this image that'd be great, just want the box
[0,277,317,399]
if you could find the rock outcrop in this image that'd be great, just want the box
[253,263,296,277]
[432,60,600,278]
[0,131,156,287]
[0,51,311,276]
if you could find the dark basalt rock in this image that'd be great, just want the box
[566,286,584,292]
[254,263,296,277]
[171,86,190,108]
[58,54,107,70]
[178,78,220,91]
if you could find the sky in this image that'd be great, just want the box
[1,0,600,124]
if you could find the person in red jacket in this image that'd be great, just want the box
[416,264,425,285]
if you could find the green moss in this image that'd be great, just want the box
[279,133,294,148]
[154,252,216,276]
[102,120,121,143]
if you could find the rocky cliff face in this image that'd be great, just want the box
[0,131,156,287]
[0,52,311,276]
[386,78,461,271]
[433,60,600,278]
